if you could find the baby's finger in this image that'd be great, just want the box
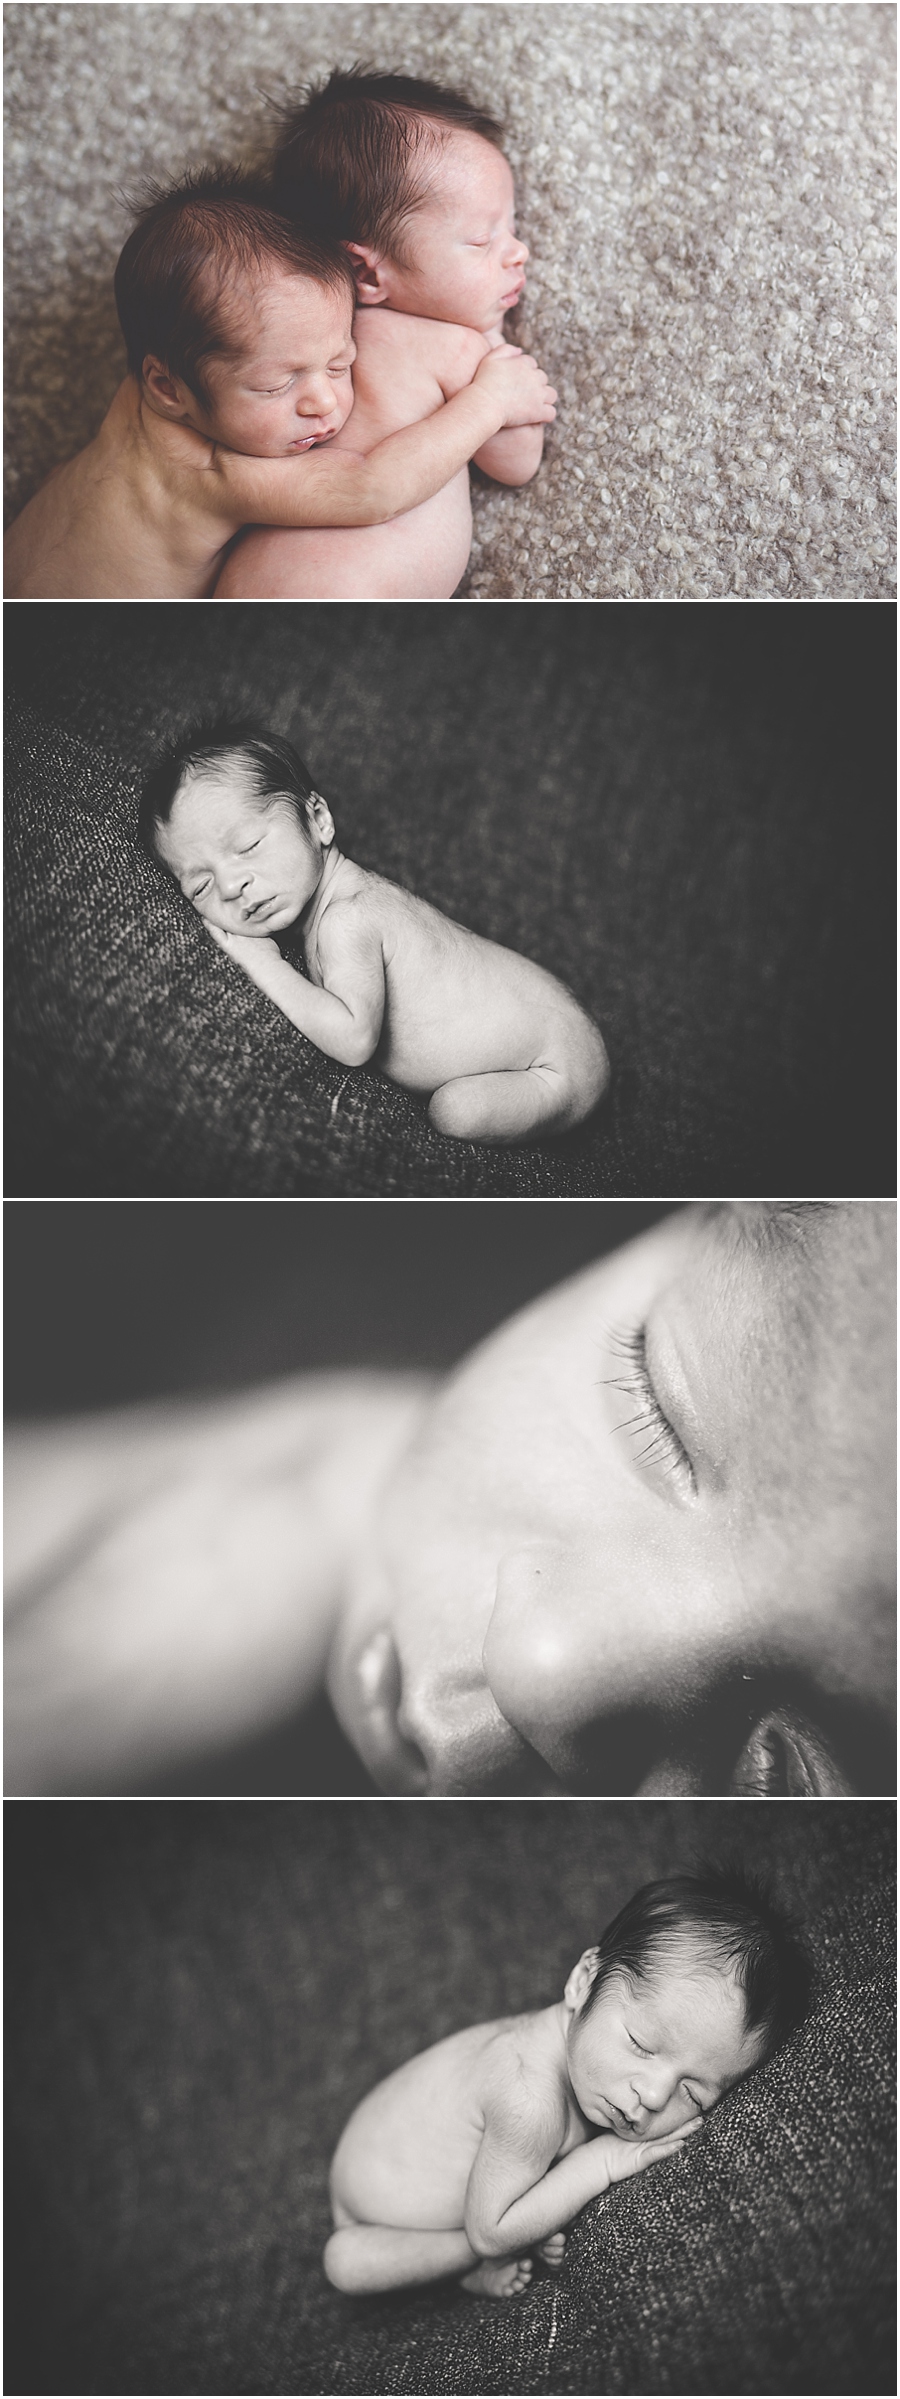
[656,2119,705,2155]
[206,923,231,948]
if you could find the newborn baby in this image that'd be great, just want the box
[142,729,608,1144]
[325,1872,808,2297]
[5,169,551,601]
[217,70,546,598]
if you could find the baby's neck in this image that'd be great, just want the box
[298,843,351,937]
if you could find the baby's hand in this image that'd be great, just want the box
[204,924,282,983]
[473,344,557,427]
[602,2118,704,2187]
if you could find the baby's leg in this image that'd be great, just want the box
[429,1023,609,1146]
[216,525,457,602]
[428,1065,576,1145]
[324,2220,479,2293]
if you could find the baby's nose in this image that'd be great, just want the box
[220,867,250,901]
[297,378,337,418]
[632,2069,672,2114]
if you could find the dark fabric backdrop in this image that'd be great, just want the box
[5,1799,895,2397]
[5,603,894,1196]
[4,1198,669,1414]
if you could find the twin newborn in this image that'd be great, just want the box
[5,69,555,600]
[142,729,608,1145]
[325,1872,808,2299]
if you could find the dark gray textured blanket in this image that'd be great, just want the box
[5,604,893,1197]
[5,1799,895,2395]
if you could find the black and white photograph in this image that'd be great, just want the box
[5,1199,896,1801]
[5,601,895,1197]
[3,2,897,2394]
[5,1798,896,2395]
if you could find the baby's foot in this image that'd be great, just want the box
[461,2255,534,2299]
[536,2230,566,2272]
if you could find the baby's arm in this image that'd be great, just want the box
[470,336,547,486]
[211,347,555,532]
[465,2099,701,2259]
[207,909,385,1068]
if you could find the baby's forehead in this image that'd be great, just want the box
[215,267,354,366]
[158,756,266,852]
[418,126,514,213]
[617,1952,758,2071]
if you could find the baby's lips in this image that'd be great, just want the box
[335,1625,428,1794]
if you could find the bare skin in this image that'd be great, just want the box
[4,1376,427,1793]
[155,766,609,1144]
[3,270,554,599]
[217,309,496,599]
[218,132,544,597]
[324,1946,754,2298]
[5,1207,893,1796]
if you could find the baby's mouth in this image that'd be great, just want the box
[242,896,277,922]
[289,427,336,451]
[606,2100,638,2133]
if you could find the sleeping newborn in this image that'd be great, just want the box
[324,1870,809,2297]
[141,726,608,1144]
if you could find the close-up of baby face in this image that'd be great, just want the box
[565,1946,763,2142]
[180,270,356,456]
[328,1204,896,1797]
[372,129,528,334]
[155,757,328,935]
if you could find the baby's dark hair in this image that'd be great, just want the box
[138,724,316,862]
[584,1870,811,2061]
[114,166,356,401]
[271,66,506,264]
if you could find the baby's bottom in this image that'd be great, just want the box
[324,2202,565,2299]
[428,1038,609,1146]
[215,482,473,602]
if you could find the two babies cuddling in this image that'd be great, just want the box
[5,71,555,600]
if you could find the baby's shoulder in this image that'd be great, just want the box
[358,306,488,387]
[316,875,386,948]
[478,2017,569,2137]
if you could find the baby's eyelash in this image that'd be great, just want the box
[603,1325,695,1493]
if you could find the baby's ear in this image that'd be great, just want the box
[344,242,390,305]
[141,357,194,417]
[563,1947,601,2011]
[307,792,336,846]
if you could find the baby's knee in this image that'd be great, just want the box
[323,2229,359,2292]
[556,1020,610,1128]
[581,1022,611,1113]
[428,1082,471,1139]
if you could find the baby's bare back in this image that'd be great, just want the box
[309,866,595,1092]
[217,312,481,601]
[4,382,236,599]
[331,2011,581,2230]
